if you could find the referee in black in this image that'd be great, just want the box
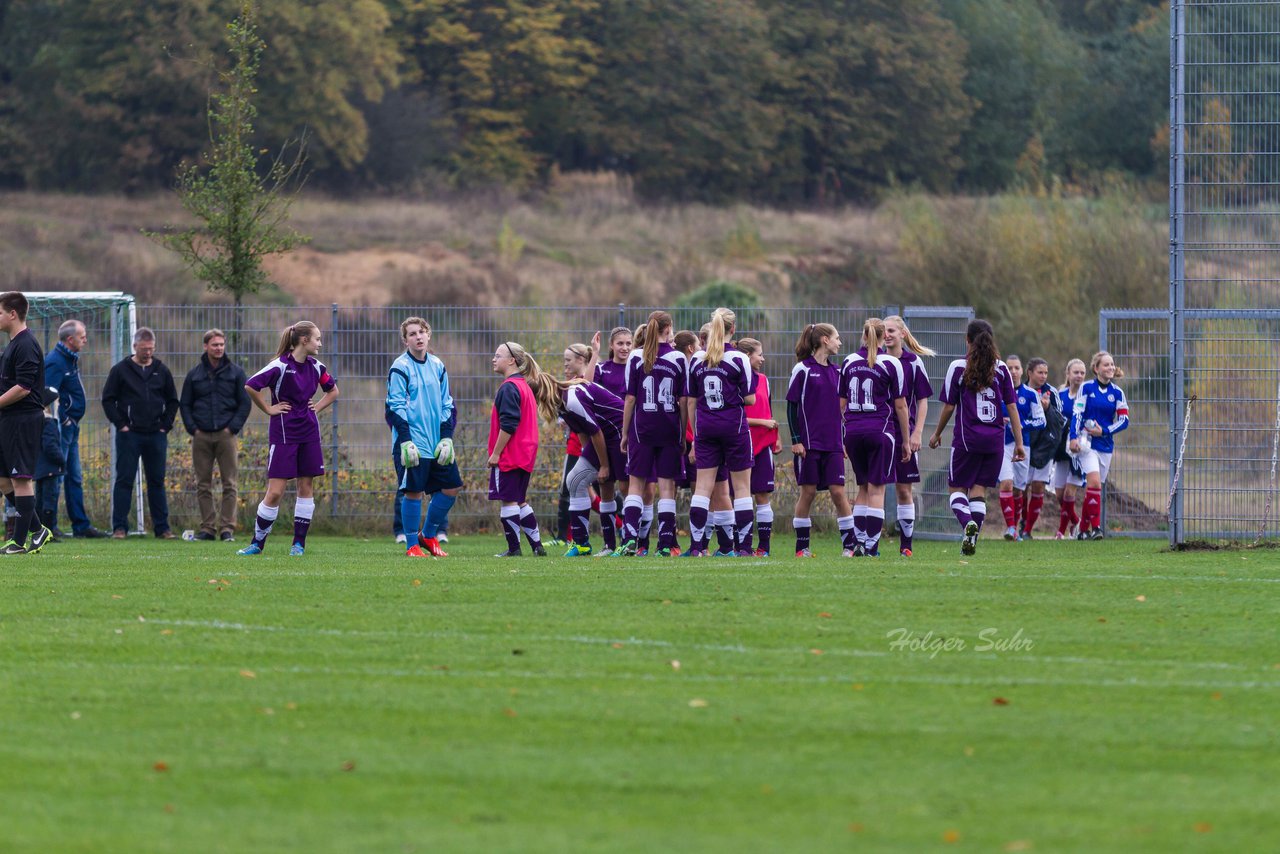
[0,292,53,554]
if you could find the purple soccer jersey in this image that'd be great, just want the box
[594,360,628,400]
[625,344,687,445]
[898,349,934,435]
[785,356,843,451]
[246,355,336,445]
[939,358,1016,454]
[689,345,753,439]
[840,348,905,436]
[562,382,626,478]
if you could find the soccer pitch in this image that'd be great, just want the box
[1,535,1275,852]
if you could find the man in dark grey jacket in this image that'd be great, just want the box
[101,327,179,539]
[180,329,251,541]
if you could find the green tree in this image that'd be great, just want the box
[673,280,767,335]
[147,1,306,307]
[765,0,973,201]
[570,0,780,200]
[388,0,599,187]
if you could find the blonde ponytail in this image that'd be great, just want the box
[705,307,736,368]
[862,318,885,369]
[884,314,935,357]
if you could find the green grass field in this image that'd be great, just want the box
[1,533,1276,852]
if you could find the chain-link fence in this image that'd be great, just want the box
[1171,1,1280,543]
[9,301,978,536]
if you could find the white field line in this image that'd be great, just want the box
[38,656,1280,692]
[140,619,1272,676]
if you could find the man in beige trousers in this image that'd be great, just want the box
[179,330,252,541]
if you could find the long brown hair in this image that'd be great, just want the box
[883,314,936,357]
[277,321,319,359]
[642,310,673,372]
[861,318,885,369]
[962,319,1000,392]
[794,323,837,362]
[705,308,736,368]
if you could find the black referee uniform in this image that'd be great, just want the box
[0,327,46,480]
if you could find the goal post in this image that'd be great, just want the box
[21,292,140,534]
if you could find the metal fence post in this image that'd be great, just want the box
[1168,0,1186,547]
[618,302,626,330]
[330,302,340,518]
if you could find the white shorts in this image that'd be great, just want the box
[1053,460,1086,489]
[1074,448,1113,483]
[999,442,1015,484]
[1026,462,1054,486]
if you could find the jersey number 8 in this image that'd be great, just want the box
[703,375,725,411]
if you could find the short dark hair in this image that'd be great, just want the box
[203,328,226,345]
[0,291,29,320]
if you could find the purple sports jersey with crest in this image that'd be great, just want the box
[939,358,1016,454]
[594,360,628,400]
[625,343,687,445]
[690,345,753,438]
[562,382,625,447]
[898,349,934,435]
[840,348,906,435]
[785,356,843,451]
[246,355,336,445]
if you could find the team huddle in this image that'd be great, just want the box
[0,293,1128,559]
[381,309,1130,560]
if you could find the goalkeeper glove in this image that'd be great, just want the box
[433,437,456,466]
[400,441,420,468]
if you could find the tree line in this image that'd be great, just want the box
[0,0,1169,201]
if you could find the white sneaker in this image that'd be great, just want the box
[395,533,407,545]
[437,532,449,543]
[1003,525,1018,541]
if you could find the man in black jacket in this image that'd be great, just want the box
[101,327,179,539]
[180,329,251,541]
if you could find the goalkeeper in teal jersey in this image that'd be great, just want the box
[386,317,462,557]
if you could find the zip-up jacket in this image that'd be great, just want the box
[101,356,179,433]
[44,341,86,423]
[180,354,251,434]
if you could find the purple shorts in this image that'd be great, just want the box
[268,441,326,480]
[694,429,753,473]
[488,466,532,503]
[583,440,627,484]
[894,449,922,484]
[794,448,845,489]
[629,442,683,481]
[750,448,775,495]
[948,447,1003,489]
[844,431,897,486]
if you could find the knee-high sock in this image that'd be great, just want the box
[518,503,542,546]
[713,509,734,553]
[638,504,654,550]
[569,496,592,546]
[500,504,522,552]
[1059,496,1074,535]
[689,495,711,552]
[864,508,885,552]
[598,500,617,551]
[422,491,456,539]
[1084,487,1102,532]
[852,504,868,546]
[793,516,812,553]
[838,513,856,550]
[733,497,754,551]
[401,496,423,551]
[897,503,915,553]
[999,490,1017,528]
[622,494,644,542]
[657,498,677,550]
[950,492,972,529]
[293,497,314,547]
[13,494,36,546]
[253,501,279,548]
[1025,494,1044,533]
[968,498,987,532]
[756,502,773,552]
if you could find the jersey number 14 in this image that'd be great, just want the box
[642,375,676,412]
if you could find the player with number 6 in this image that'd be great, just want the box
[929,319,1024,556]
